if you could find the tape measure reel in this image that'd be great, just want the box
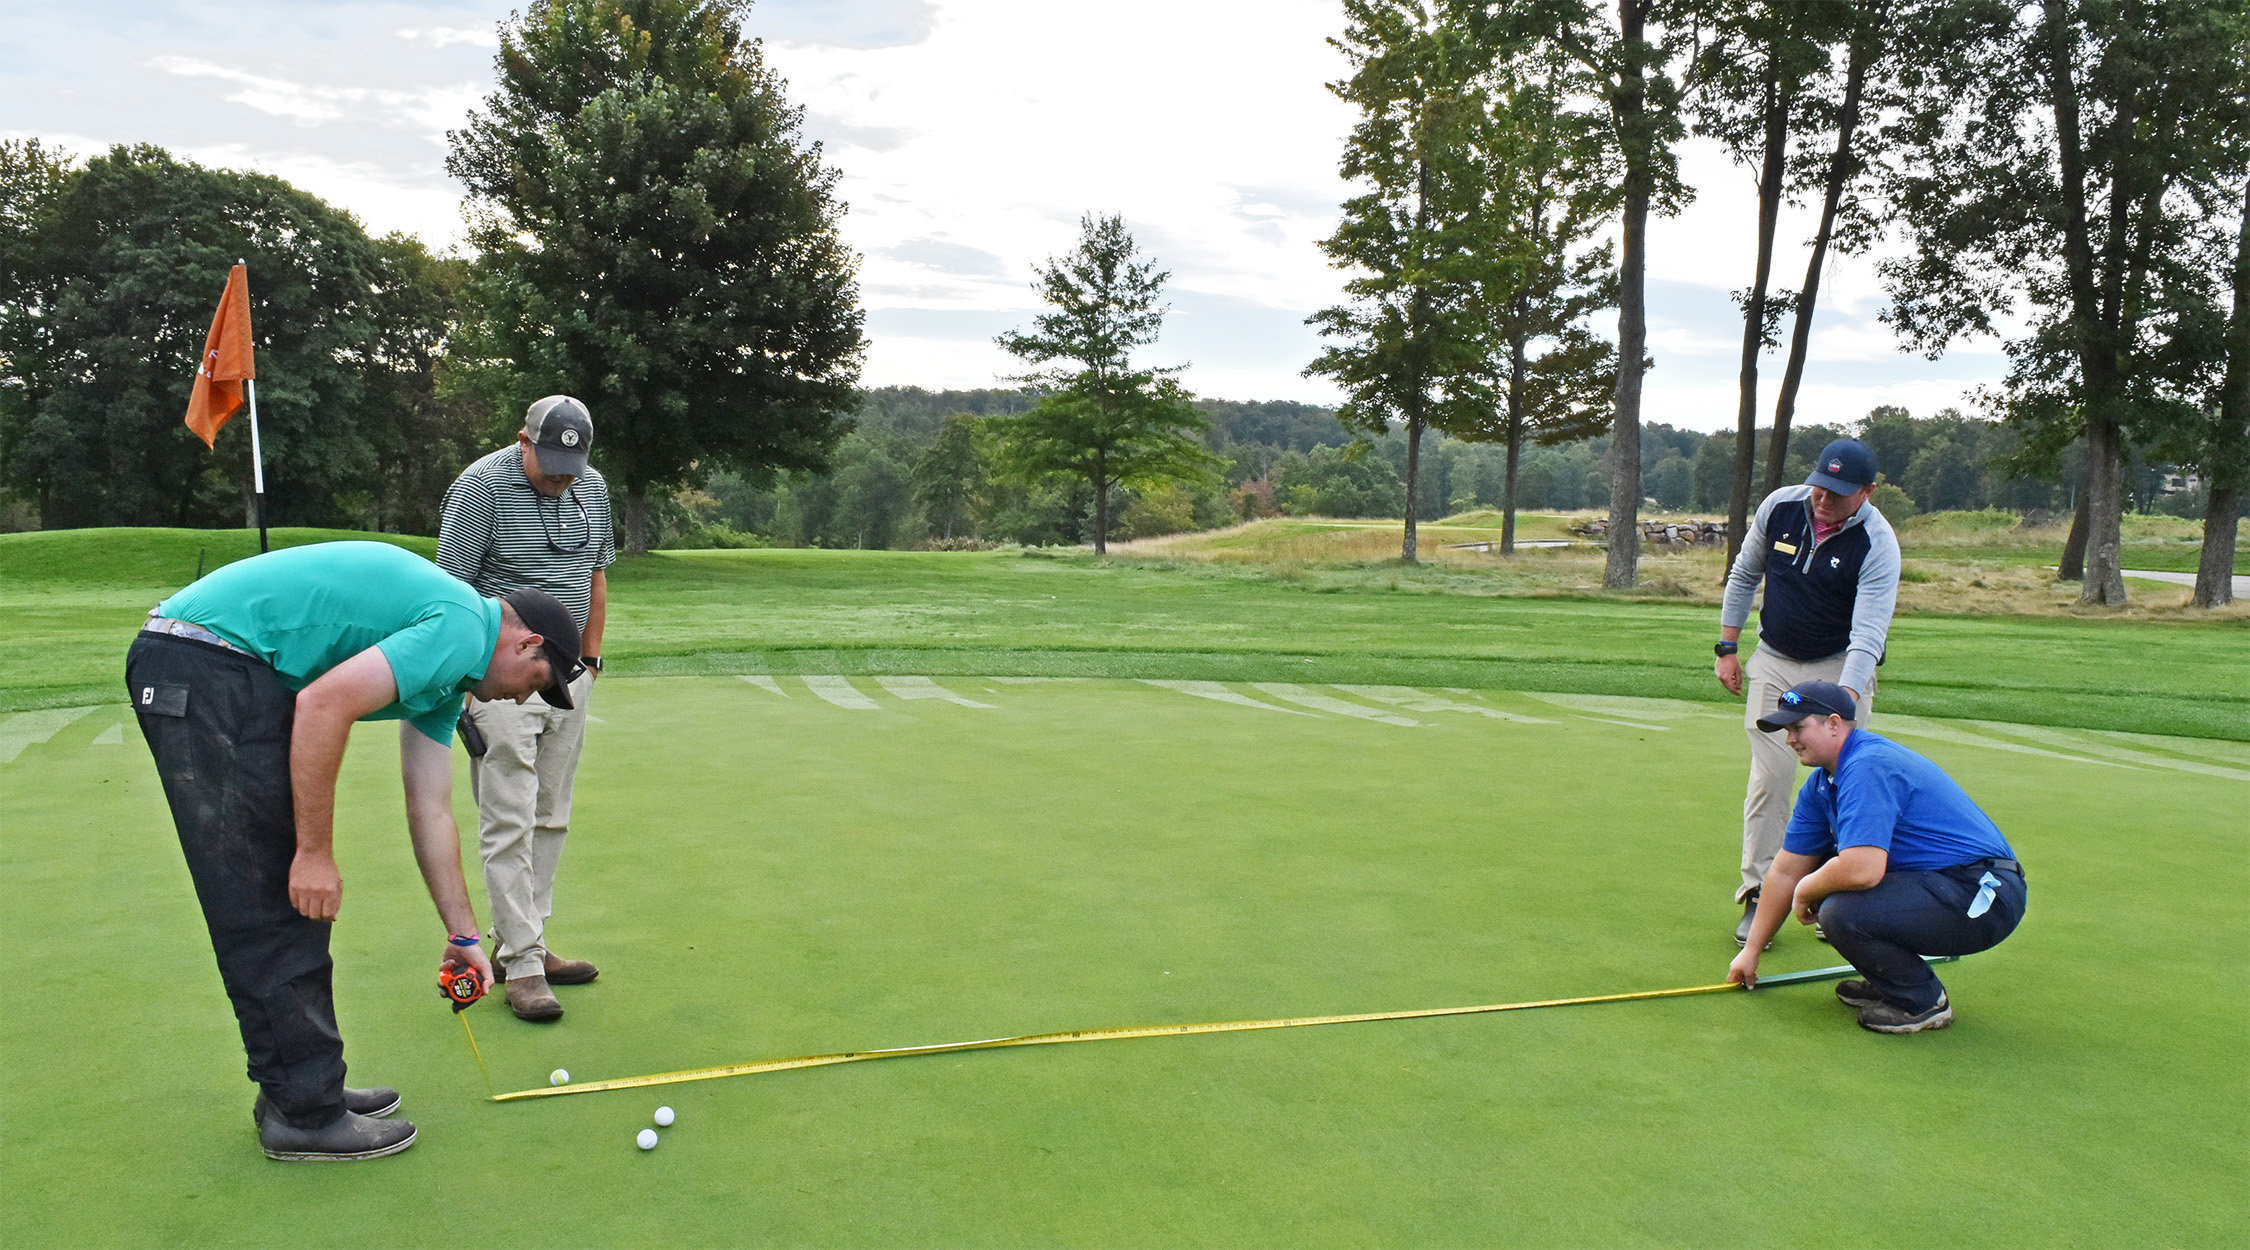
[439,963,486,1011]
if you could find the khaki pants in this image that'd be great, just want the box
[1738,647,1875,900]
[468,669,594,980]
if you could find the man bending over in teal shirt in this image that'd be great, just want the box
[128,541,582,1160]
[1727,681,2028,1034]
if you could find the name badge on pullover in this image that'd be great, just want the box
[1773,539,1799,555]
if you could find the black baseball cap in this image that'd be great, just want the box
[500,588,584,709]
[1756,680,1858,732]
[523,395,594,479]
[1805,438,1877,494]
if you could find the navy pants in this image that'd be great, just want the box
[1817,863,2026,1013]
[128,632,348,1130]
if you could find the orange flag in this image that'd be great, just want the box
[184,264,255,448]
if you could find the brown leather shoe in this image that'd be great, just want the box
[544,955,599,985]
[505,974,563,1022]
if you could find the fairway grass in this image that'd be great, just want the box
[4,529,2245,739]
[2,676,2243,1247]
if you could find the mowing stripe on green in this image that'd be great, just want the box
[492,958,1949,1102]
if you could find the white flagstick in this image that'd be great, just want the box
[240,258,268,552]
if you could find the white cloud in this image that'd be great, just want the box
[395,26,499,50]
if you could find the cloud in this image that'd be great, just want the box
[150,55,480,144]
[396,26,498,50]
[799,112,913,153]
[879,238,1012,278]
[752,0,938,49]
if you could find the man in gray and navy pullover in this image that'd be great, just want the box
[1712,439,1901,945]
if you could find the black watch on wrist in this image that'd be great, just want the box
[583,656,602,673]
[1714,640,1739,657]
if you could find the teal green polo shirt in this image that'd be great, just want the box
[158,541,501,744]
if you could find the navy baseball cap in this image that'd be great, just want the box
[1805,438,1877,494]
[500,587,584,709]
[1756,680,1858,732]
[523,395,593,479]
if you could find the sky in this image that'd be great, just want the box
[1,0,2010,433]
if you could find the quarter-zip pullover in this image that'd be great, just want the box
[1720,485,1900,695]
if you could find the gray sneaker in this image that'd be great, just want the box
[258,1110,417,1161]
[1734,891,1770,950]
[1856,995,1952,1034]
[1834,979,1883,1009]
[252,1087,400,1128]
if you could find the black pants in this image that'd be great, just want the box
[128,632,347,1129]
[1817,862,2027,1013]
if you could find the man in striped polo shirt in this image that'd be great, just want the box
[438,395,616,1022]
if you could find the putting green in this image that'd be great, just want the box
[2,676,2242,1247]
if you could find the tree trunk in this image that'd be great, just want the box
[1502,330,1527,556]
[1502,420,1522,555]
[1603,0,1651,590]
[1402,414,1423,564]
[1767,16,1873,499]
[2079,416,2129,604]
[2041,0,2128,606]
[624,489,648,555]
[2059,483,2089,579]
[2194,483,2241,608]
[1728,59,1790,565]
[1092,448,1109,555]
[2197,183,2250,608]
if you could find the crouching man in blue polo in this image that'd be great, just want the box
[1726,680,2027,1033]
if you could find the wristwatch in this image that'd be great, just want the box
[1713,641,1739,657]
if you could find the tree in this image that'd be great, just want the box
[448,0,864,553]
[1309,0,1488,562]
[911,414,989,541]
[1882,0,2245,604]
[1477,0,1694,587]
[1763,1,1887,500]
[1691,1,1856,560]
[1276,444,1409,517]
[0,144,450,530]
[993,214,1215,554]
[1450,44,1618,553]
[2155,176,2249,607]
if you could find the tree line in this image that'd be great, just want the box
[1309,0,2245,607]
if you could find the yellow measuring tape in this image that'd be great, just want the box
[491,958,1940,1102]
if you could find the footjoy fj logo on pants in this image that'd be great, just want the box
[141,687,154,705]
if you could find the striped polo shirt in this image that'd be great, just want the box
[436,445,616,629]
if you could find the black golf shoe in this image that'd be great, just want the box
[1856,994,1952,1034]
[1734,890,1770,950]
[258,1110,417,1161]
[252,1086,400,1129]
[1834,979,1883,1009]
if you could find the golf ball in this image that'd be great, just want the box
[550,1069,569,1086]
[654,1106,675,1127]
[637,1128,659,1150]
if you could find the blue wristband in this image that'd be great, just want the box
[448,933,481,947]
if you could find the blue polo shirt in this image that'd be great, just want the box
[158,541,500,745]
[1782,730,2016,872]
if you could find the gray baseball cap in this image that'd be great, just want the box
[523,395,593,479]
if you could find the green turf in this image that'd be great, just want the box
[2,677,2242,1247]
[4,529,2246,740]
